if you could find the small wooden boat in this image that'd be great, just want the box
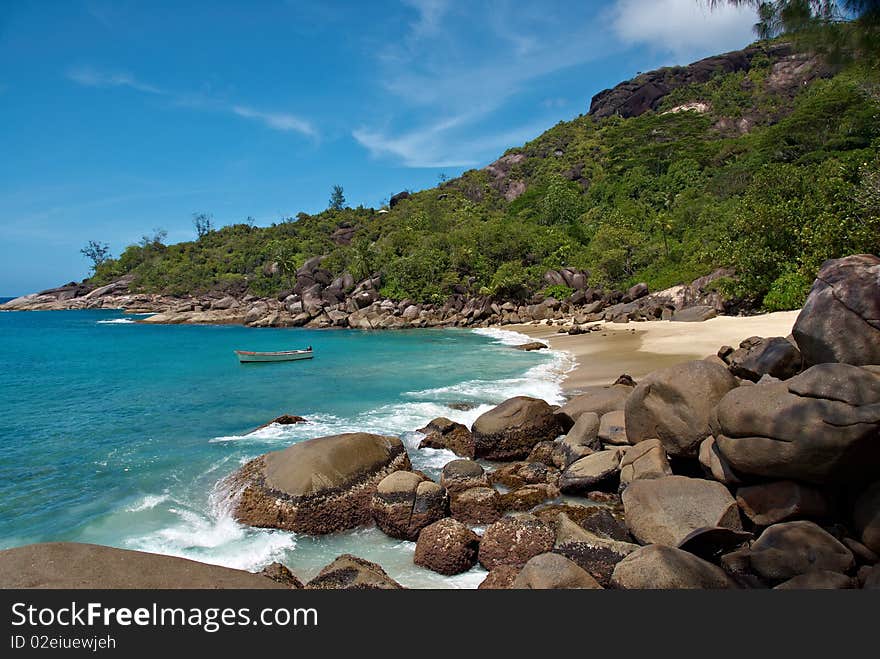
[234,347,313,363]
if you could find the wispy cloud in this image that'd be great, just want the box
[353,114,549,169]
[231,105,316,137]
[354,2,616,168]
[67,66,316,138]
[67,66,165,95]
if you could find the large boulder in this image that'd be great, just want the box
[472,396,566,460]
[625,360,738,458]
[713,364,880,484]
[0,543,287,589]
[229,432,411,534]
[413,518,480,575]
[305,554,403,590]
[559,384,632,421]
[478,515,556,570]
[618,439,672,486]
[450,487,503,524]
[511,553,602,589]
[370,471,448,540]
[552,513,639,586]
[735,480,830,527]
[478,565,522,590]
[440,459,489,493]
[555,412,601,467]
[853,481,880,554]
[746,521,854,583]
[622,476,742,546]
[611,545,738,589]
[727,336,802,382]
[559,448,625,494]
[792,254,880,367]
[417,417,475,458]
[670,305,717,322]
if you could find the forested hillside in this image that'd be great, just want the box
[88,37,880,312]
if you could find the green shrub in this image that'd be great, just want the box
[762,269,813,311]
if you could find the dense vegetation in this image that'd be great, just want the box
[90,37,880,311]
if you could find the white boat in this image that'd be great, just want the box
[234,347,313,363]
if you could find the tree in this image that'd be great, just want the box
[193,212,214,238]
[540,176,582,225]
[80,240,111,273]
[139,228,168,249]
[329,185,346,210]
[706,1,880,66]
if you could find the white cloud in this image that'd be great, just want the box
[68,66,316,138]
[353,114,549,168]
[67,67,165,95]
[610,0,757,60]
[402,0,450,41]
[231,106,316,137]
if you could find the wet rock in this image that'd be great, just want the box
[478,565,521,589]
[370,471,448,540]
[417,417,475,458]
[440,459,489,493]
[499,483,560,511]
[413,518,480,575]
[450,487,503,525]
[305,554,404,590]
[552,513,639,586]
[260,562,304,588]
[229,432,411,534]
[489,461,560,489]
[478,515,556,570]
[472,396,566,460]
[514,342,548,351]
[622,476,742,546]
[676,526,752,562]
[249,414,307,434]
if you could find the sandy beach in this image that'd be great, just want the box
[506,310,802,391]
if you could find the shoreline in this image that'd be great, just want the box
[499,310,802,392]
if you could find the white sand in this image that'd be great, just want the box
[503,310,801,391]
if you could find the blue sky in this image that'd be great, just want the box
[0,0,759,295]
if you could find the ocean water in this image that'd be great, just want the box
[0,307,571,588]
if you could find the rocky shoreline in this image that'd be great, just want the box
[1,253,878,589]
[0,259,733,330]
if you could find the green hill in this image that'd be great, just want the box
[89,38,879,312]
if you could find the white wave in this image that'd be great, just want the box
[405,349,574,408]
[471,327,536,346]
[125,493,171,512]
[97,318,136,324]
[123,491,296,571]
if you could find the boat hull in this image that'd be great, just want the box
[234,350,313,363]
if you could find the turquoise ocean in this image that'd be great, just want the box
[0,304,571,587]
